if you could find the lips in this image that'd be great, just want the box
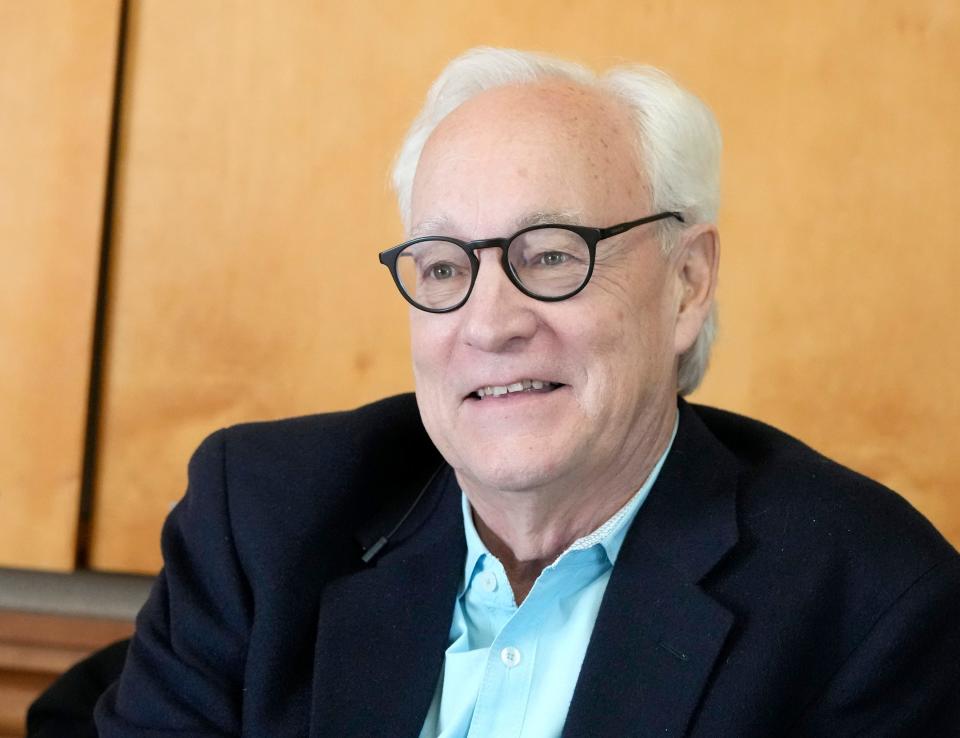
[469,379,564,399]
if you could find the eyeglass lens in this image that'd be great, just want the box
[395,227,591,310]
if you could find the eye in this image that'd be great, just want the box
[518,247,582,270]
[425,262,458,280]
[510,228,589,272]
[538,251,570,266]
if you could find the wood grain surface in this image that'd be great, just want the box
[0,1,121,570]
[0,609,132,737]
[88,0,960,572]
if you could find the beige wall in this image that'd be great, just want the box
[1,1,956,572]
[0,2,120,570]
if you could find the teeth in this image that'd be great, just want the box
[474,380,558,398]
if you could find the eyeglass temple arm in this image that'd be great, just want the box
[598,211,685,239]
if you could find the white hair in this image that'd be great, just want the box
[392,47,721,395]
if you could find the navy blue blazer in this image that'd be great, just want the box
[95,395,960,737]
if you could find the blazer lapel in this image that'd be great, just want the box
[564,401,740,738]
[309,466,465,738]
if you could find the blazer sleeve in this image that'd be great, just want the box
[94,429,253,737]
[788,555,960,737]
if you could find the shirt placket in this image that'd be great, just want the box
[465,557,540,738]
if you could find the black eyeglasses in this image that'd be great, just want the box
[378,211,684,313]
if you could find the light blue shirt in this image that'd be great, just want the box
[419,420,677,738]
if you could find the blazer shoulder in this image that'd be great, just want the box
[190,393,442,580]
[691,403,958,579]
[203,392,435,487]
[222,392,429,460]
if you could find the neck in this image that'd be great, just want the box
[461,403,677,603]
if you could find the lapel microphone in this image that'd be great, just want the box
[360,463,447,564]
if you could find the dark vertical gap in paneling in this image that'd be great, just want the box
[76,0,131,569]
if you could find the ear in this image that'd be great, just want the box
[672,224,719,355]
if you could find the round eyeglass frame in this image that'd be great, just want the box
[377,211,684,313]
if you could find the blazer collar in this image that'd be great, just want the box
[563,399,741,737]
[310,465,465,738]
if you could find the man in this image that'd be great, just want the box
[93,48,960,736]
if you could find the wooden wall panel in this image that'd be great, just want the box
[91,0,960,572]
[0,609,132,737]
[0,2,121,570]
[686,1,960,548]
[89,0,420,572]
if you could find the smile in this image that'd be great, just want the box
[471,379,563,399]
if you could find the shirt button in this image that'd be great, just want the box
[500,646,521,668]
[480,571,498,592]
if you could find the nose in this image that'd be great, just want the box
[459,248,538,353]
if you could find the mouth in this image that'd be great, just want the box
[467,379,565,400]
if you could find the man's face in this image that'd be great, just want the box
[409,81,691,497]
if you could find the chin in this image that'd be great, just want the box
[419,401,583,493]
[454,445,571,494]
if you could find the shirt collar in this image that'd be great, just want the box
[460,412,679,586]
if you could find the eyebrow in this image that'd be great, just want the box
[409,216,452,238]
[410,209,585,238]
[516,210,585,229]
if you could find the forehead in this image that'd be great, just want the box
[411,81,649,234]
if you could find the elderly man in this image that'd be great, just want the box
[92,48,960,737]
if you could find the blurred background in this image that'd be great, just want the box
[1,0,958,733]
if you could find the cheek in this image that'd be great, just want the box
[569,292,675,406]
[410,320,452,444]
[562,307,631,408]
[410,315,463,438]
[410,314,450,371]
